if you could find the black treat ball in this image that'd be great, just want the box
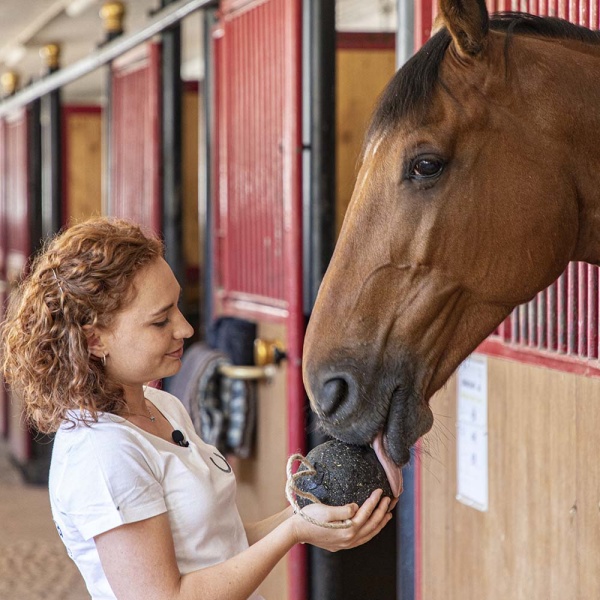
[294,440,393,508]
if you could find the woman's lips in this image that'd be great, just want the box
[166,347,184,359]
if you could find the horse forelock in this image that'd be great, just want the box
[365,29,452,150]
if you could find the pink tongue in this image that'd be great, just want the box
[372,433,403,498]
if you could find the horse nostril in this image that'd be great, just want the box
[319,377,349,417]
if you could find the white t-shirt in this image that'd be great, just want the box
[49,387,265,600]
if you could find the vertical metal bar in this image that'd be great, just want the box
[578,262,588,356]
[557,271,568,353]
[570,0,580,24]
[40,85,62,237]
[302,0,336,315]
[397,0,415,67]
[397,453,417,600]
[567,263,578,355]
[28,100,43,253]
[502,315,512,342]
[201,8,216,336]
[547,281,557,351]
[414,0,433,51]
[537,289,547,349]
[511,305,520,344]
[588,266,598,358]
[161,0,185,287]
[558,0,568,19]
[579,0,588,26]
[519,303,529,345]
[103,64,113,216]
[590,0,598,31]
[528,297,538,347]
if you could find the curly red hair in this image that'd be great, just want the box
[0,217,164,433]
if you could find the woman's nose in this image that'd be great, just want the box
[175,310,194,339]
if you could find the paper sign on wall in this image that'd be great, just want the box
[456,354,488,511]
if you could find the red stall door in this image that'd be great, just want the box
[109,43,161,233]
[1,110,31,460]
[213,0,305,598]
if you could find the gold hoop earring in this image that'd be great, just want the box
[101,353,107,367]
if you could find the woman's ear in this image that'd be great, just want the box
[82,325,106,360]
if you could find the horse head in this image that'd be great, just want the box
[303,0,600,494]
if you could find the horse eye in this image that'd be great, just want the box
[409,157,444,180]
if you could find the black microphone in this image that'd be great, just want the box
[172,430,189,447]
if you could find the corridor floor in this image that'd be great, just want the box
[0,440,88,600]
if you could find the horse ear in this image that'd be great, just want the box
[438,0,490,58]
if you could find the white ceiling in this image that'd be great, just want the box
[0,0,397,104]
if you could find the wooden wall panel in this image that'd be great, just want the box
[182,85,200,275]
[335,44,396,236]
[63,107,102,223]
[421,357,598,599]
[232,321,289,599]
[575,375,600,598]
[182,84,201,330]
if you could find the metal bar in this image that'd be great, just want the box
[302,0,336,315]
[567,263,578,355]
[27,100,43,253]
[528,296,537,347]
[200,9,216,339]
[0,0,214,118]
[557,271,568,353]
[397,0,415,67]
[547,281,557,351]
[161,0,185,288]
[578,262,588,356]
[40,87,62,237]
[537,289,547,349]
[519,303,528,345]
[511,306,520,344]
[588,266,598,358]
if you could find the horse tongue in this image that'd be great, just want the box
[372,433,403,498]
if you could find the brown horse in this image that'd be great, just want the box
[302,0,600,496]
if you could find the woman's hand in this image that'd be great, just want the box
[290,488,393,552]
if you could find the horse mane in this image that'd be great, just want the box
[366,12,600,143]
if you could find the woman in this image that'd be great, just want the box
[0,217,392,600]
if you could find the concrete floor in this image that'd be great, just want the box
[0,440,89,600]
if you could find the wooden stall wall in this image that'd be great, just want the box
[232,319,289,600]
[62,106,102,223]
[335,33,396,236]
[182,82,201,334]
[421,358,600,600]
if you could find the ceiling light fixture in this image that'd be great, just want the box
[66,0,98,18]
[2,45,26,68]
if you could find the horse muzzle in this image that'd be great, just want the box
[304,350,433,467]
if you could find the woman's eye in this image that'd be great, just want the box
[409,157,445,180]
[153,319,169,328]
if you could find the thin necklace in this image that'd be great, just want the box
[126,398,156,422]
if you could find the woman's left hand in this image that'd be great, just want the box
[290,488,393,552]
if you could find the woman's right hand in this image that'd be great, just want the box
[290,488,393,552]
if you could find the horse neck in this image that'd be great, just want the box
[517,37,600,266]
